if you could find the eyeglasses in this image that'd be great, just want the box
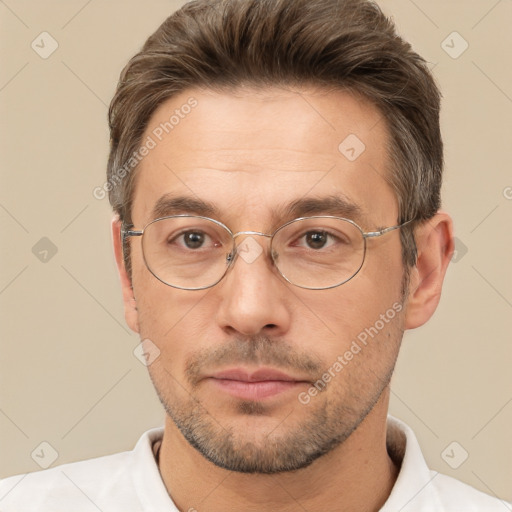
[122,215,412,291]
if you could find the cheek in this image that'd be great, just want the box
[295,252,404,364]
[306,270,403,334]
[317,294,404,379]
[131,238,208,330]
[133,273,214,367]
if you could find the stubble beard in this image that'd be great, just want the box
[147,329,402,474]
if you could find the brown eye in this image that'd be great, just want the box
[182,231,205,249]
[305,231,329,249]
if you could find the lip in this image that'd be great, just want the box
[212,368,300,382]
[207,368,310,400]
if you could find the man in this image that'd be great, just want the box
[0,0,509,510]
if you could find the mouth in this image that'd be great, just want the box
[207,368,311,400]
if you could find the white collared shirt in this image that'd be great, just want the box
[0,416,509,511]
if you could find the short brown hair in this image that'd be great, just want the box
[107,0,443,273]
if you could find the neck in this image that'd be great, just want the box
[157,391,398,512]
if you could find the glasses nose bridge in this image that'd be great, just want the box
[230,231,275,265]
[231,230,273,254]
[232,230,273,241]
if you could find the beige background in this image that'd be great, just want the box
[1,0,511,503]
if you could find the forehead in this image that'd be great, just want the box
[131,86,397,229]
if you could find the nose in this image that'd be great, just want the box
[215,234,292,337]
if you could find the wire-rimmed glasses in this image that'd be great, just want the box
[122,215,412,290]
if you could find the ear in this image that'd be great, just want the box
[404,211,454,330]
[112,216,139,333]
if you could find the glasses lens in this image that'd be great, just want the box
[142,217,234,289]
[272,217,365,289]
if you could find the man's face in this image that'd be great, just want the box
[126,86,407,473]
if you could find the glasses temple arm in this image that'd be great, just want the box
[363,219,414,238]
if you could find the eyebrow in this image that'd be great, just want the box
[277,195,365,225]
[151,194,220,220]
[149,193,367,228]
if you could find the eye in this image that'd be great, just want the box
[295,230,342,250]
[182,231,206,249]
[169,230,219,250]
[303,231,331,250]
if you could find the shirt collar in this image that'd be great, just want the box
[130,427,178,511]
[381,415,442,511]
